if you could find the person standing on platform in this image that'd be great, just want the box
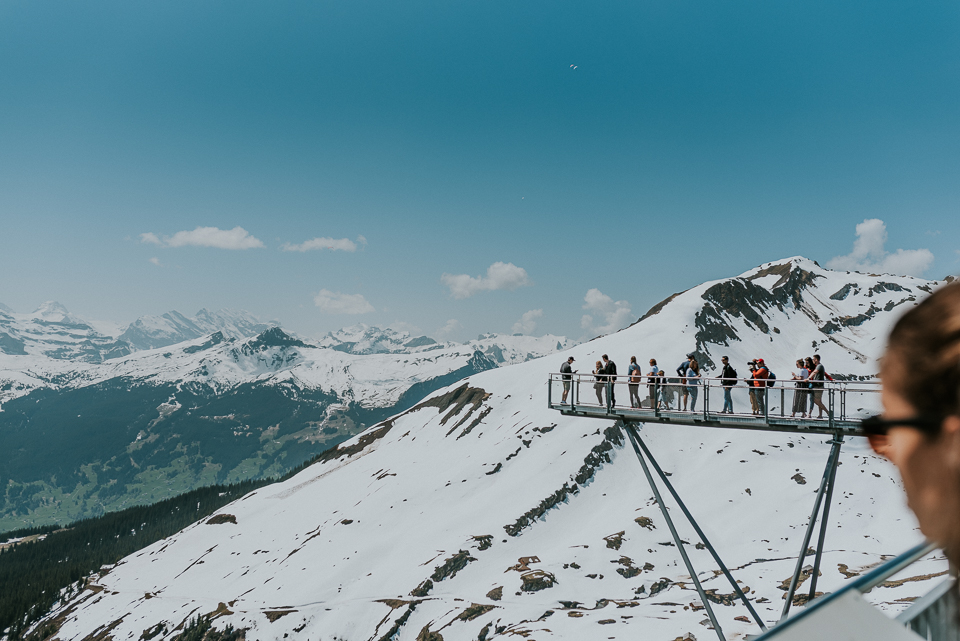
[747,361,759,414]
[752,358,769,414]
[602,354,618,407]
[592,360,605,405]
[806,354,828,418]
[719,355,737,413]
[560,357,576,404]
[627,356,642,408]
[791,358,809,417]
[685,358,701,411]
[647,358,661,409]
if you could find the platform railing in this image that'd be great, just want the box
[752,541,955,640]
[548,372,882,429]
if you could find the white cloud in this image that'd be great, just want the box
[313,289,374,314]
[441,262,532,299]
[282,236,365,252]
[580,288,632,336]
[512,309,543,335]
[435,319,461,337]
[827,218,934,277]
[149,257,161,266]
[139,226,264,250]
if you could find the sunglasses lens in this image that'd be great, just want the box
[861,415,887,435]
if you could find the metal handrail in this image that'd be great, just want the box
[551,372,880,389]
[548,372,881,426]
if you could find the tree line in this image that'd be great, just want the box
[0,478,268,640]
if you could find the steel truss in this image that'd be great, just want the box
[621,420,845,638]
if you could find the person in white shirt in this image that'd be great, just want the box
[647,358,661,409]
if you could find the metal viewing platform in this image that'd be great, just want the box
[547,372,881,436]
[547,372,952,640]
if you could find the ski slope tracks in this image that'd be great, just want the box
[32,257,952,641]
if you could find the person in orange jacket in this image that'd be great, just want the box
[751,358,769,414]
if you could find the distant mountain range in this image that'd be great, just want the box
[0,306,570,531]
[118,308,278,351]
[32,256,954,641]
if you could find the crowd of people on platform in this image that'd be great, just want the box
[558,352,832,417]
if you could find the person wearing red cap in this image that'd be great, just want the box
[751,358,769,415]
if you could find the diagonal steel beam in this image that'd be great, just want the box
[628,422,767,631]
[807,433,844,601]
[623,421,725,640]
[779,434,844,621]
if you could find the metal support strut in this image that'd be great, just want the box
[626,422,767,631]
[624,422,725,640]
[779,432,844,621]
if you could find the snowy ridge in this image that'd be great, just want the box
[0,302,131,363]
[317,324,570,364]
[119,309,277,351]
[37,257,952,641]
[0,327,568,410]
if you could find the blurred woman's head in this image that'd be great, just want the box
[871,282,960,554]
[796,359,804,368]
[805,356,814,369]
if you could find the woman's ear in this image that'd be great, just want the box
[867,433,891,459]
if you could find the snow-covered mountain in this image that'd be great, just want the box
[35,257,952,641]
[319,324,571,364]
[118,308,277,351]
[0,321,570,530]
[0,302,131,363]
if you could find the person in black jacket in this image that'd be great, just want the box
[719,355,737,413]
[602,354,617,407]
[560,357,576,403]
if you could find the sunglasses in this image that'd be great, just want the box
[861,414,941,436]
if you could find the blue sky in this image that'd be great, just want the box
[0,0,957,341]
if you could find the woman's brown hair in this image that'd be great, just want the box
[885,281,960,424]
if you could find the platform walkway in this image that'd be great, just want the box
[547,373,881,435]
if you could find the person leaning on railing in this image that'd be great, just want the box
[865,281,960,577]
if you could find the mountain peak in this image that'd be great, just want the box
[32,301,71,320]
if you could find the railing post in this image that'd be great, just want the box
[828,389,835,430]
[654,380,661,418]
[547,374,553,408]
[781,385,785,417]
[703,382,709,421]
[764,385,769,421]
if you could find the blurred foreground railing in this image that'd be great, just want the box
[752,541,956,641]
